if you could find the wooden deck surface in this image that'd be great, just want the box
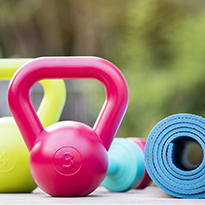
[0,184,205,204]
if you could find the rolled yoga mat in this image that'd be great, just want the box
[144,113,205,198]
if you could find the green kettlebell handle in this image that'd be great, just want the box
[0,59,66,128]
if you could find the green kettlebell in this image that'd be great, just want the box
[0,59,66,192]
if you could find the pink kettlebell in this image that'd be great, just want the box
[8,57,129,197]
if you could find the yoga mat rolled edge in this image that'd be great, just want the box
[144,113,205,198]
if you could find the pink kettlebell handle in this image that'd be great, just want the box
[8,57,129,151]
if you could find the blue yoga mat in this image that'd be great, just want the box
[144,113,205,198]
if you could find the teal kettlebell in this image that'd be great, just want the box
[101,138,144,192]
[0,59,66,192]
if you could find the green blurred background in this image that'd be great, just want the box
[1,0,205,139]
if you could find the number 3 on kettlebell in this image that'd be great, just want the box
[8,57,129,197]
[63,152,74,169]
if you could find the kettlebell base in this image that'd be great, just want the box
[30,121,108,197]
